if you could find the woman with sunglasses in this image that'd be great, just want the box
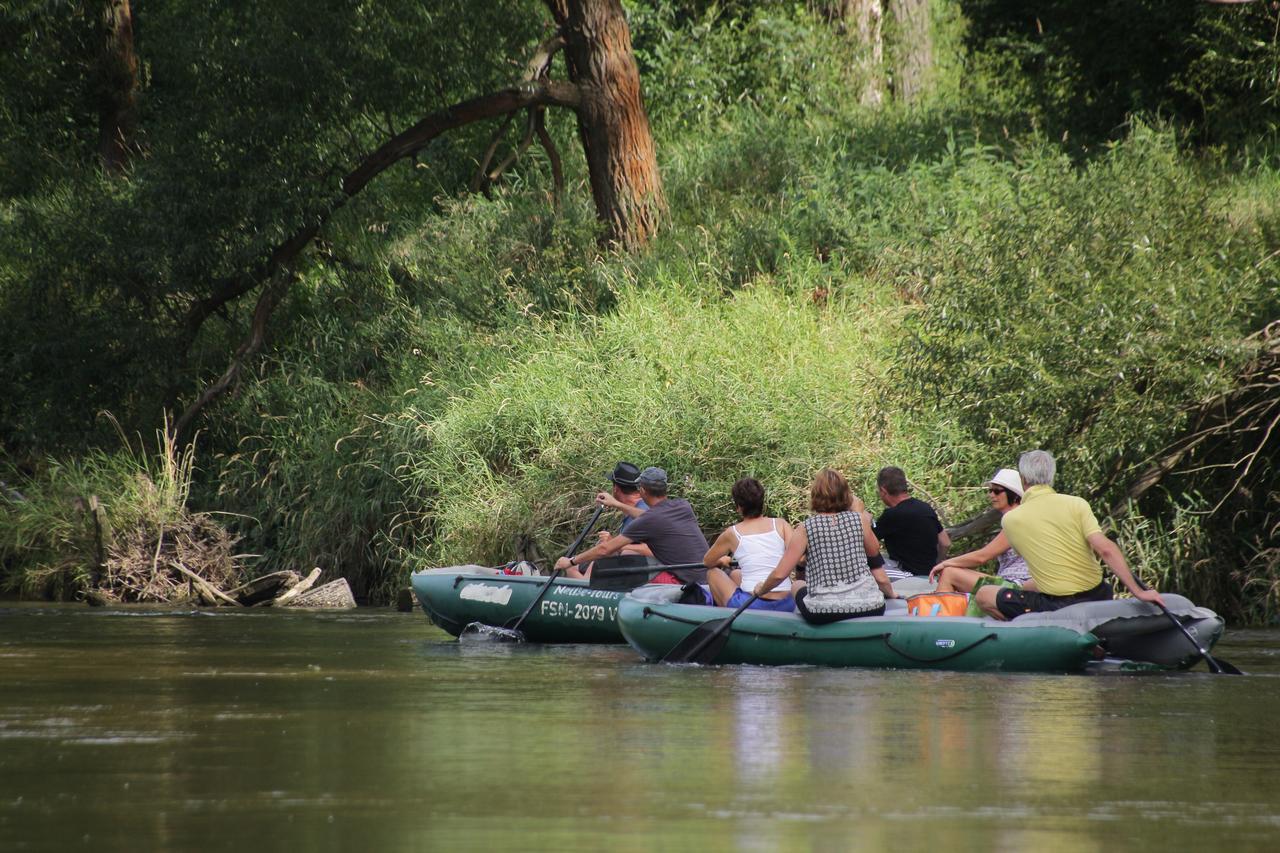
[929,469,1034,594]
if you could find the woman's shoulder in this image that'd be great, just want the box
[804,511,852,526]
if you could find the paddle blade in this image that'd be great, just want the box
[662,618,735,664]
[1156,602,1243,675]
[460,622,525,643]
[1205,656,1244,675]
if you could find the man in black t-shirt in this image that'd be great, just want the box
[872,466,950,578]
[555,467,709,585]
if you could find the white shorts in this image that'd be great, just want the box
[882,557,914,582]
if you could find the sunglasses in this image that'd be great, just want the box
[987,486,1007,496]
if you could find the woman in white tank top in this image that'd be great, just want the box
[702,478,796,612]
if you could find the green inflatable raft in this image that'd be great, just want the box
[617,594,1098,672]
[412,567,634,643]
[616,587,1225,672]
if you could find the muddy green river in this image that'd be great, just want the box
[1,604,1277,851]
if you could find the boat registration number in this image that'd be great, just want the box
[539,599,618,623]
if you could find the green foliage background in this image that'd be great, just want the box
[2,1,1278,620]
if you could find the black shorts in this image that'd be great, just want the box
[995,580,1113,620]
[794,587,886,625]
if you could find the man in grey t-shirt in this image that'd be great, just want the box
[556,467,708,585]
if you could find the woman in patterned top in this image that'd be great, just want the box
[928,468,1034,593]
[754,468,900,624]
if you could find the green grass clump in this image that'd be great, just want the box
[0,419,199,598]
[390,279,973,571]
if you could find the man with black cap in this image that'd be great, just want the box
[595,461,649,539]
[561,461,652,579]
[556,466,709,587]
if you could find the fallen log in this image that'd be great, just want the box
[283,578,357,609]
[226,570,301,606]
[944,507,1001,540]
[267,568,322,607]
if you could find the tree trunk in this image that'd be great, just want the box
[821,1,886,107]
[887,0,931,103]
[97,0,138,173]
[551,0,664,248]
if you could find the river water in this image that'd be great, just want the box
[1,603,1277,852]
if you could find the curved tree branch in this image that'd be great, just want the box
[341,80,580,196]
[487,108,539,185]
[944,507,1001,541]
[527,32,566,79]
[173,274,292,440]
[470,112,517,193]
[533,109,564,206]
[1109,319,1280,519]
[174,78,582,438]
[470,33,565,195]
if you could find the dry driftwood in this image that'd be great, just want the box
[268,568,322,607]
[284,578,356,609]
[172,561,240,606]
[226,570,301,606]
[92,511,242,604]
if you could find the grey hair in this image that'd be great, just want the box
[1018,450,1057,487]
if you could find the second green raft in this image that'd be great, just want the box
[618,592,1100,672]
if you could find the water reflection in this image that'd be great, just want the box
[1,605,1278,852]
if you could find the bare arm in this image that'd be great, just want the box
[929,531,1010,582]
[704,528,736,569]
[596,491,646,519]
[936,529,952,563]
[755,524,807,596]
[555,533,631,571]
[1086,532,1165,606]
[860,512,882,561]
[861,513,899,598]
[870,567,896,599]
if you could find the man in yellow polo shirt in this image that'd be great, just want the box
[972,450,1165,620]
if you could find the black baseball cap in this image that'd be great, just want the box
[607,461,641,486]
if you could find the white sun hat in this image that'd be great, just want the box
[986,468,1025,498]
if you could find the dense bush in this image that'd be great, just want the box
[904,124,1275,494]
[961,1,1280,144]
[0,0,542,453]
[388,280,969,576]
